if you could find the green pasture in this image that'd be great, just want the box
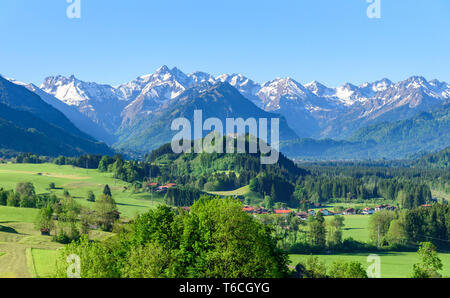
[0,208,63,278]
[289,251,450,278]
[0,205,115,278]
[208,185,250,197]
[0,163,164,218]
[327,215,371,242]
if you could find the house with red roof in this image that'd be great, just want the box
[274,209,293,216]
[242,206,255,213]
[343,208,356,215]
[318,209,333,216]
[362,207,374,215]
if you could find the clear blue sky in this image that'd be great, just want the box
[0,0,449,87]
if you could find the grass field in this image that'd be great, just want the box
[31,248,59,278]
[0,207,63,278]
[0,163,167,278]
[289,251,450,278]
[0,162,448,278]
[0,205,115,278]
[327,215,371,242]
[208,185,250,196]
[0,163,164,218]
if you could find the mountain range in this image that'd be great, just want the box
[2,66,450,159]
[0,76,113,156]
[280,105,450,160]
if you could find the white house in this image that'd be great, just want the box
[362,207,374,215]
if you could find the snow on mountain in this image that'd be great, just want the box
[40,75,124,107]
[120,66,198,124]
[360,78,393,93]
[304,81,336,98]
[188,71,216,85]
[40,75,129,134]
[36,66,450,141]
[3,77,116,144]
[216,73,262,106]
[257,78,312,111]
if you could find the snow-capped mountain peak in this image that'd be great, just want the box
[35,66,450,142]
[304,81,335,98]
[40,75,124,107]
[188,71,216,84]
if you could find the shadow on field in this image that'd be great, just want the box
[116,202,148,208]
[0,224,19,234]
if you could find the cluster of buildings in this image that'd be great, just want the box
[241,203,399,220]
[146,182,177,194]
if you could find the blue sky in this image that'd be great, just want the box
[0,0,449,87]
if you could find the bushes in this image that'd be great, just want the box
[327,261,368,278]
[1,185,47,208]
[293,255,367,278]
[56,198,290,278]
[87,191,96,202]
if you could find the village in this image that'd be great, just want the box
[144,182,436,221]
[240,204,399,220]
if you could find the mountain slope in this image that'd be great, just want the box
[6,78,116,145]
[37,67,450,145]
[280,106,450,160]
[0,75,96,141]
[349,105,450,155]
[115,82,298,151]
[33,67,450,158]
[0,76,113,156]
[0,102,113,156]
[412,147,450,169]
[40,75,128,134]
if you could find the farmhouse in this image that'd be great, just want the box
[40,228,50,236]
[362,207,374,215]
[343,208,356,215]
[375,204,396,212]
[308,209,316,216]
[155,183,178,193]
[296,212,308,220]
[318,209,333,216]
[254,207,269,215]
[274,209,293,216]
[242,206,255,213]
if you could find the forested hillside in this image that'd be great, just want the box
[412,147,450,169]
[280,106,450,160]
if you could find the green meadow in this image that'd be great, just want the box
[0,163,165,278]
[0,163,448,278]
[327,215,371,242]
[0,207,63,278]
[0,205,117,278]
[0,163,164,218]
[289,251,450,278]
